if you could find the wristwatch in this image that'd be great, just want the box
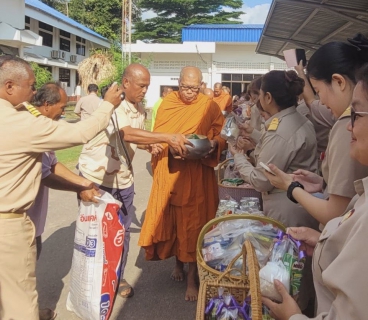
[287,181,304,204]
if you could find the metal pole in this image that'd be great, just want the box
[122,0,125,63]
[128,0,132,64]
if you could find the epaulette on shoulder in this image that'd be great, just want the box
[16,102,42,117]
[267,117,279,131]
[339,107,351,120]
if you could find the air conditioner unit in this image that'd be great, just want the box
[51,50,60,59]
[59,51,66,60]
[70,55,77,63]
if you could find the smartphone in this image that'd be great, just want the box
[259,162,276,176]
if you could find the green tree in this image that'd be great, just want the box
[133,0,244,43]
[30,63,53,89]
[40,0,141,41]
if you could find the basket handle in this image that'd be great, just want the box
[225,243,248,281]
[244,240,263,320]
[217,157,234,184]
[215,267,245,285]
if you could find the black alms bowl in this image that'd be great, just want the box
[184,134,212,159]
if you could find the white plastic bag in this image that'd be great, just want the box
[66,191,124,320]
[259,261,290,302]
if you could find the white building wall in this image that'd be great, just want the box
[22,15,109,96]
[139,44,287,108]
[0,0,24,30]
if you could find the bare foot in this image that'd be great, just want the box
[185,262,198,301]
[171,258,184,281]
[185,281,198,301]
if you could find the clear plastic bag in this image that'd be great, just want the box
[221,116,240,143]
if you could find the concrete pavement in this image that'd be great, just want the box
[37,149,197,320]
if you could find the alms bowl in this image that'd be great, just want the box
[184,134,212,160]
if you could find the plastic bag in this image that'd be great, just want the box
[259,261,290,302]
[221,116,240,143]
[66,191,124,320]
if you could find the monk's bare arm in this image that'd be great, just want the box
[119,126,191,157]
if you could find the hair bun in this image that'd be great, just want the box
[347,33,368,51]
[285,70,304,96]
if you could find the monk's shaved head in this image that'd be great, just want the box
[122,63,151,104]
[178,66,203,104]
[179,66,203,83]
[213,82,223,97]
[203,88,214,99]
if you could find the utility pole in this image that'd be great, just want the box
[122,0,132,64]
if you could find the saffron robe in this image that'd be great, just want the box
[213,91,232,113]
[138,92,226,262]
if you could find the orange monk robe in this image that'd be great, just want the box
[213,91,232,113]
[138,92,226,262]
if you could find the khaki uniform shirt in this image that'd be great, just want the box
[74,93,101,120]
[290,178,368,320]
[234,107,319,228]
[297,100,331,155]
[322,108,368,199]
[0,98,114,213]
[79,100,145,189]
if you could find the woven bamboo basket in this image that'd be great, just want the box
[218,158,262,205]
[196,241,263,320]
[197,214,286,284]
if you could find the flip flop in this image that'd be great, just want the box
[39,308,57,320]
[118,279,134,298]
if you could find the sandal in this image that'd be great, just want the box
[118,279,134,298]
[39,308,57,320]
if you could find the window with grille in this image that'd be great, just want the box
[39,22,53,47]
[59,68,70,86]
[25,16,30,30]
[76,36,86,56]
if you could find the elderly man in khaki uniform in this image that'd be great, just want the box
[0,55,124,320]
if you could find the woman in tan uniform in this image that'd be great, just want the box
[263,37,368,226]
[231,70,319,312]
[230,70,319,229]
[262,56,368,320]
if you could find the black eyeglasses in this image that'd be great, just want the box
[179,85,201,92]
[351,108,368,127]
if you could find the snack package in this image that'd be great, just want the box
[280,234,306,299]
[203,219,280,272]
[221,116,240,143]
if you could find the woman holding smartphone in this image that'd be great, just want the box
[263,35,368,226]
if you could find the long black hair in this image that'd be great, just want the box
[307,33,368,84]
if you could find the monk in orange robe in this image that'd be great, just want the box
[139,67,226,301]
[213,82,232,113]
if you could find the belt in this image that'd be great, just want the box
[0,212,24,219]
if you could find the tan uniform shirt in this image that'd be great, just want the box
[297,100,331,155]
[79,100,145,189]
[234,107,318,228]
[74,93,101,120]
[0,98,114,213]
[290,178,368,320]
[322,109,368,199]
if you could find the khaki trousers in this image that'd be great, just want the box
[0,214,38,320]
